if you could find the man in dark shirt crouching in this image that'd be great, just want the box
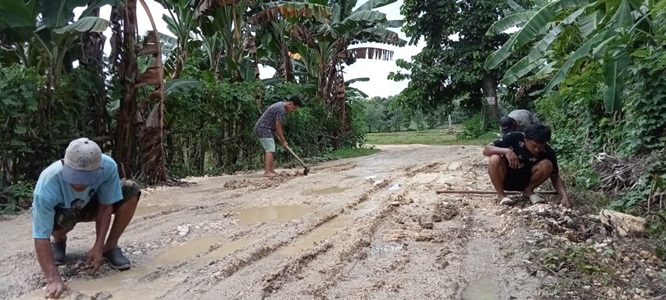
[483,124,572,208]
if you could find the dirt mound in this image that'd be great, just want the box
[223,179,252,189]
[432,201,460,223]
[503,204,666,299]
[405,162,441,177]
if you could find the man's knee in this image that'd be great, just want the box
[120,179,142,201]
[488,154,504,167]
[533,159,553,173]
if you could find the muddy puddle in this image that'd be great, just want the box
[15,267,178,300]
[281,215,353,256]
[157,236,223,264]
[234,204,315,225]
[300,186,349,196]
[206,237,258,259]
[461,277,498,300]
[157,235,259,264]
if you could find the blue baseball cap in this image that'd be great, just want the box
[62,138,103,186]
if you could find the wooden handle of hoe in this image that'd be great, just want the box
[435,189,559,195]
[285,146,307,168]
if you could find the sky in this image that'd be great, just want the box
[77,0,425,98]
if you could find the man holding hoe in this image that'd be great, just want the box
[483,123,573,208]
[253,96,303,177]
[31,138,141,299]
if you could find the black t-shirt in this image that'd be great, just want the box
[491,132,559,174]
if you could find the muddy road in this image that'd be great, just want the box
[2,144,548,300]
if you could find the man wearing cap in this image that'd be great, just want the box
[31,138,141,299]
[499,109,539,137]
[253,95,303,177]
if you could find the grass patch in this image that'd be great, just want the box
[366,129,495,146]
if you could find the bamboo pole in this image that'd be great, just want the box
[435,189,558,195]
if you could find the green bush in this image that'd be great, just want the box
[456,114,491,140]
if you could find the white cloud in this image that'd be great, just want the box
[75,0,424,98]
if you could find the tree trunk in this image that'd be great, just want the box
[136,0,174,185]
[111,0,139,179]
[482,74,499,123]
[80,7,108,143]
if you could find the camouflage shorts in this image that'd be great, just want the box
[53,179,142,232]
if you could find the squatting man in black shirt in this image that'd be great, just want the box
[483,124,573,208]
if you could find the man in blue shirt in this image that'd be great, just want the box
[31,138,141,299]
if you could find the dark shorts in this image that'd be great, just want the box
[499,155,531,191]
[53,179,142,232]
[503,168,531,191]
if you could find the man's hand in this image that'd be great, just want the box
[281,140,288,148]
[560,196,573,208]
[504,150,519,169]
[86,245,104,275]
[45,279,69,299]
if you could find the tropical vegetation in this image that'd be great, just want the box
[0,0,407,212]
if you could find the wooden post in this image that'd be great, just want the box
[448,114,453,133]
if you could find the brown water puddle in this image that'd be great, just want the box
[235,204,314,225]
[156,235,258,264]
[156,236,223,264]
[281,215,352,256]
[461,277,498,300]
[205,237,258,259]
[15,267,177,300]
[300,186,349,196]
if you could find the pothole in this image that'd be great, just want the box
[461,277,498,300]
[206,237,259,259]
[15,266,178,300]
[156,236,222,264]
[281,215,353,256]
[300,186,350,196]
[234,205,315,225]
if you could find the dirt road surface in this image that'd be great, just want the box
[2,144,551,300]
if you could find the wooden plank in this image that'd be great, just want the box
[435,189,558,195]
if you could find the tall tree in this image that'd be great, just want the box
[389,0,528,124]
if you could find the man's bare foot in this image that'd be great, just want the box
[263,172,278,177]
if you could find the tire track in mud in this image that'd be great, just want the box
[9,146,535,300]
[260,189,402,298]
[153,166,408,299]
[7,172,308,300]
[256,161,470,299]
[289,198,476,298]
[261,155,536,299]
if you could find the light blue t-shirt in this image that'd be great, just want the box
[31,154,123,239]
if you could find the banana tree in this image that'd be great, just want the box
[157,0,199,79]
[249,1,333,83]
[194,0,332,83]
[289,0,406,136]
[0,0,116,82]
[0,0,116,145]
[484,0,653,112]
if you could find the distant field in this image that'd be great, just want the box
[365,128,495,146]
